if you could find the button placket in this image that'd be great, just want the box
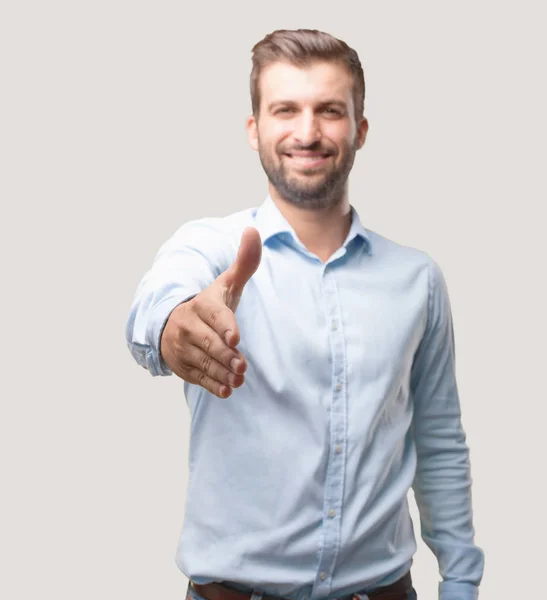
[312,267,348,596]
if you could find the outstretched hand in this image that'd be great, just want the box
[160,227,262,398]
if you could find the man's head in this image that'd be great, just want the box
[246,29,368,210]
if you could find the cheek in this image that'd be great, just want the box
[258,121,293,151]
[326,123,355,147]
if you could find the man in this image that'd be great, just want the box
[126,29,484,600]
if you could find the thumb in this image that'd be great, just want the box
[220,227,262,311]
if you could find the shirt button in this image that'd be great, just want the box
[328,508,336,518]
[319,572,327,581]
[336,383,342,392]
[331,320,338,331]
[335,445,342,453]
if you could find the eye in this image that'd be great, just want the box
[322,107,342,117]
[275,107,296,115]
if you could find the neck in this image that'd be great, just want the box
[269,185,352,263]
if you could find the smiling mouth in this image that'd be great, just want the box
[283,152,333,167]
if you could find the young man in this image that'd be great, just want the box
[126,29,484,600]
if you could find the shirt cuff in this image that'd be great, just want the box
[148,294,197,376]
[439,581,479,600]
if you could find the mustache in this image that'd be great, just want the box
[279,141,336,155]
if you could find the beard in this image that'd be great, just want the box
[258,138,358,210]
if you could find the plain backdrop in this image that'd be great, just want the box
[1,2,546,599]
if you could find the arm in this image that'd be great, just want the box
[410,259,485,600]
[125,220,231,376]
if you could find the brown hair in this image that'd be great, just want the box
[250,29,365,123]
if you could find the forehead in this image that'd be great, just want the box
[259,60,354,106]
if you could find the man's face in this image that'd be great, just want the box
[247,60,368,209]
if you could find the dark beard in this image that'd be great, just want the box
[258,141,357,210]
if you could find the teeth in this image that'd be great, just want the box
[289,155,326,162]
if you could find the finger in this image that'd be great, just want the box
[185,367,238,399]
[219,227,262,312]
[182,344,246,388]
[168,359,233,398]
[191,295,242,348]
[182,310,247,372]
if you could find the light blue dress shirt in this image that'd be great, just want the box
[126,196,484,600]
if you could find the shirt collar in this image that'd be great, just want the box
[253,195,372,254]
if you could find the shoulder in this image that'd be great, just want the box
[364,228,449,297]
[172,206,256,243]
[366,228,441,270]
[160,206,255,252]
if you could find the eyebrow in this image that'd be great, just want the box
[267,100,348,111]
[317,101,347,110]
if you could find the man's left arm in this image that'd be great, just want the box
[410,259,485,600]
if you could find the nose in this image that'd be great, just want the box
[293,110,321,146]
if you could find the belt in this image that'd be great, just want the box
[191,572,413,600]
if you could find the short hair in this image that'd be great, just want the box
[250,29,365,123]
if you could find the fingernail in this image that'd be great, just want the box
[230,357,242,372]
[225,330,233,345]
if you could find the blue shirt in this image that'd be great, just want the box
[126,196,484,600]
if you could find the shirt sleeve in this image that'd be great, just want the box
[410,259,485,600]
[125,219,234,376]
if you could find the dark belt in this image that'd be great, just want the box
[192,572,413,600]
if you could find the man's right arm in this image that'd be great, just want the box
[125,220,220,375]
[125,221,262,397]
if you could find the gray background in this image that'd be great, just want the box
[1,1,546,598]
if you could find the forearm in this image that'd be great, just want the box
[413,414,484,599]
[125,280,192,375]
[125,221,231,375]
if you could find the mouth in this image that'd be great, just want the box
[282,151,333,169]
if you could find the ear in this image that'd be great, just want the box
[356,117,369,149]
[246,115,259,151]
